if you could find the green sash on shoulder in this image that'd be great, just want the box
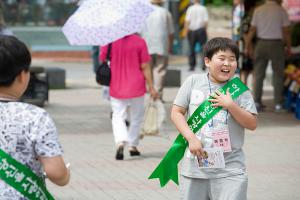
[148,77,249,187]
[0,149,55,200]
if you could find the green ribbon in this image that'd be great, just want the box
[148,77,249,187]
[0,149,55,200]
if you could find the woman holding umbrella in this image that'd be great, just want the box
[100,34,158,160]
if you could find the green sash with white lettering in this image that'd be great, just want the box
[148,77,249,187]
[0,149,55,200]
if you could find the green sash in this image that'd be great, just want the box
[0,149,55,200]
[148,77,249,187]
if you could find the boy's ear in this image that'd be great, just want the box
[204,57,210,68]
[15,72,22,84]
[16,70,29,84]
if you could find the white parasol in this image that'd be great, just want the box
[62,0,153,46]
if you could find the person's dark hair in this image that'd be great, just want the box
[203,37,239,60]
[0,35,31,86]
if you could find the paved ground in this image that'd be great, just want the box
[31,58,300,200]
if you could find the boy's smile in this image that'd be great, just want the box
[205,50,237,84]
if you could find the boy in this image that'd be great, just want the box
[171,37,257,200]
[0,35,70,199]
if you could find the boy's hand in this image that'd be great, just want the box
[209,89,234,109]
[187,135,205,157]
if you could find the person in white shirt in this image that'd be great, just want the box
[184,0,209,71]
[245,0,291,112]
[141,0,174,101]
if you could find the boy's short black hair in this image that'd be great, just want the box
[203,37,239,60]
[0,35,31,86]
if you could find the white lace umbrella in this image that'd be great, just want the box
[62,0,153,46]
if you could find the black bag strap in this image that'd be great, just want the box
[105,43,112,62]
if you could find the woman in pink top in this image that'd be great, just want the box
[100,34,158,160]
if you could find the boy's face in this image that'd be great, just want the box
[204,50,237,84]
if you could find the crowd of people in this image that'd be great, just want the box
[1,0,78,26]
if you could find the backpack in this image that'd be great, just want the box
[96,44,112,86]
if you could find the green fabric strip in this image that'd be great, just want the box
[0,149,55,200]
[149,77,249,187]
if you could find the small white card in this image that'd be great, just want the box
[196,147,225,168]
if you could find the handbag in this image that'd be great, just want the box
[141,99,166,137]
[96,43,112,86]
[142,99,159,135]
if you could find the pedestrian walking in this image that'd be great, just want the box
[99,34,158,160]
[232,0,244,43]
[0,35,70,199]
[183,0,209,71]
[239,1,258,86]
[171,37,257,200]
[140,0,174,101]
[245,0,291,112]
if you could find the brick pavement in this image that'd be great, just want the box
[31,59,300,200]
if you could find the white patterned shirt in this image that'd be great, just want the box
[0,101,63,199]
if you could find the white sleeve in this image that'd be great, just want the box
[167,11,175,34]
[204,7,209,22]
[35,112,63,157]
[173,75,194,108]
[282,9,290,27]
[185,7,191,22]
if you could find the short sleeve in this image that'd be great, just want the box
[251,9,257,27]
[167,12,175,34]
[185,7,191,22]
[238,90,258,115]
[282,9,290,27]
[139,39,151,64]
[173,75,194,109]
[203,7,209,22]
[35,112,63,157]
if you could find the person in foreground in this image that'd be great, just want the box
[0,35,70,199]
[171,37,257,200]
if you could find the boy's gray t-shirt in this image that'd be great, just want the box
[174,74,257,179]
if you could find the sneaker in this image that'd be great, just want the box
[274,104,286,113]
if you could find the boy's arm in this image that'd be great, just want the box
[39,156,70,186]
[209,90,257,130]
[171,105,205,156]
